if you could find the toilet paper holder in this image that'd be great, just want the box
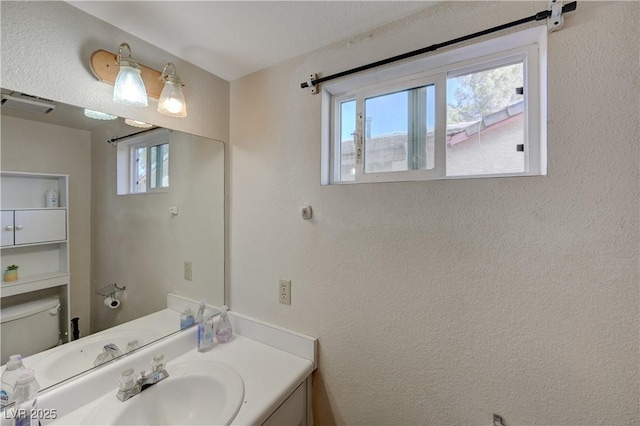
[95,283,126,299]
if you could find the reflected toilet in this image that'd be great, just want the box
[0,296,60,364]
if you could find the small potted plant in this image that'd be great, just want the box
[4,265,18,282]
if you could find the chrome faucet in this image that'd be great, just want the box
[94,343,124,366]
[116,354,169,402]
[137,367,170,391]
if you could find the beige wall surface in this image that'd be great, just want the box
[230,2,639,425]
[90,128,225,332]
[1,116,92,338]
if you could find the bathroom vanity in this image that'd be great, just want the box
[0,305,317,426]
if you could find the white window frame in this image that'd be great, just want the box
[116,128,171,195]
[321,26,547,185]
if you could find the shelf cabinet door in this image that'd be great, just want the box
[14,210,66,245]
[1,211,15,246]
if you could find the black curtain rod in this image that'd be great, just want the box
[300,1,577,90]
[107,127,161,145]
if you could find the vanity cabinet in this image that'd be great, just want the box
[263,381,309,426]
[0,171,70,343]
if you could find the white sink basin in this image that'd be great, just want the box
[81,360,244,425]
[30,328,163,387]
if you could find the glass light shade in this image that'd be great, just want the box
[84,109,117,120]
[113,63,148,107]
[124,118,153,129]
[158,78,187,117]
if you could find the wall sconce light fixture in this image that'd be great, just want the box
[90,42,187,118]
[112,43,147,107]
[157,63,186,117]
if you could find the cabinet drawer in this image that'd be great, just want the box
[1,211,15,246]
[14,210,66,245]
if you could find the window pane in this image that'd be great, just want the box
[135,146,147,193]
[446,62,525,176]
[339,100,356,181]
[364,85,435,173]
[161,143,169,187]
[149,143,169,189]
[150,145,158,188]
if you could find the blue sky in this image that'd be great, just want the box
[340,82,458,140]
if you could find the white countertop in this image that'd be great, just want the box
[2,310,316,426]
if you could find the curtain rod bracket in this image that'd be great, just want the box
[548,0,566,32]
[307,73,319,94]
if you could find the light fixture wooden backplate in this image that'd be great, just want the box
[90,50,163,99]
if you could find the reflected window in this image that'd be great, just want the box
[116,128,170,195]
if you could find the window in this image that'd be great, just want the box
[322,26,547,185]
[117,128,170,195]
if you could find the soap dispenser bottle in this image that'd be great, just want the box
[197,310,215,352]
[1,354,25,408]
[180,305,195,329]
[215,305,233,343]
[12,369,40,426]
[194,301,206,323]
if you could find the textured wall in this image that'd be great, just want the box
[230,1,639,424]
[1,116,92,338]
[0,1,229,142]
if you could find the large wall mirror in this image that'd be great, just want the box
[0,88,224,392]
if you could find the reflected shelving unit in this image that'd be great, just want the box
[1,171,71,343]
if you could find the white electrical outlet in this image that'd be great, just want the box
[279,279,291,305]
[184,261,192,281]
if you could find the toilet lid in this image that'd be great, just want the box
[1,296,60,323]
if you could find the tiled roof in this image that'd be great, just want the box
[447,100,524,146]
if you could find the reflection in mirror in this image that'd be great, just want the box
[0,89,224,394]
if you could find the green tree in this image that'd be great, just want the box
[447,64,523,124]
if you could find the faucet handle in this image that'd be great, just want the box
[94,352,112,367]
[151,354,166,372]
[126,339,140,352]
[119,368,137,391]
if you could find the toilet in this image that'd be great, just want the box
[1,296,61,365]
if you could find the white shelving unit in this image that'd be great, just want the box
[1,171,71,343]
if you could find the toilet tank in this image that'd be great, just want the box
[1,295,60,364]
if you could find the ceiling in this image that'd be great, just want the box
[1,89,135,136]
[67,1,439,82]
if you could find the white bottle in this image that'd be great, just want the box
[12,369,40,426]
[45,189,58,208]
[1,355,26,408]
[197,311,215,352]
